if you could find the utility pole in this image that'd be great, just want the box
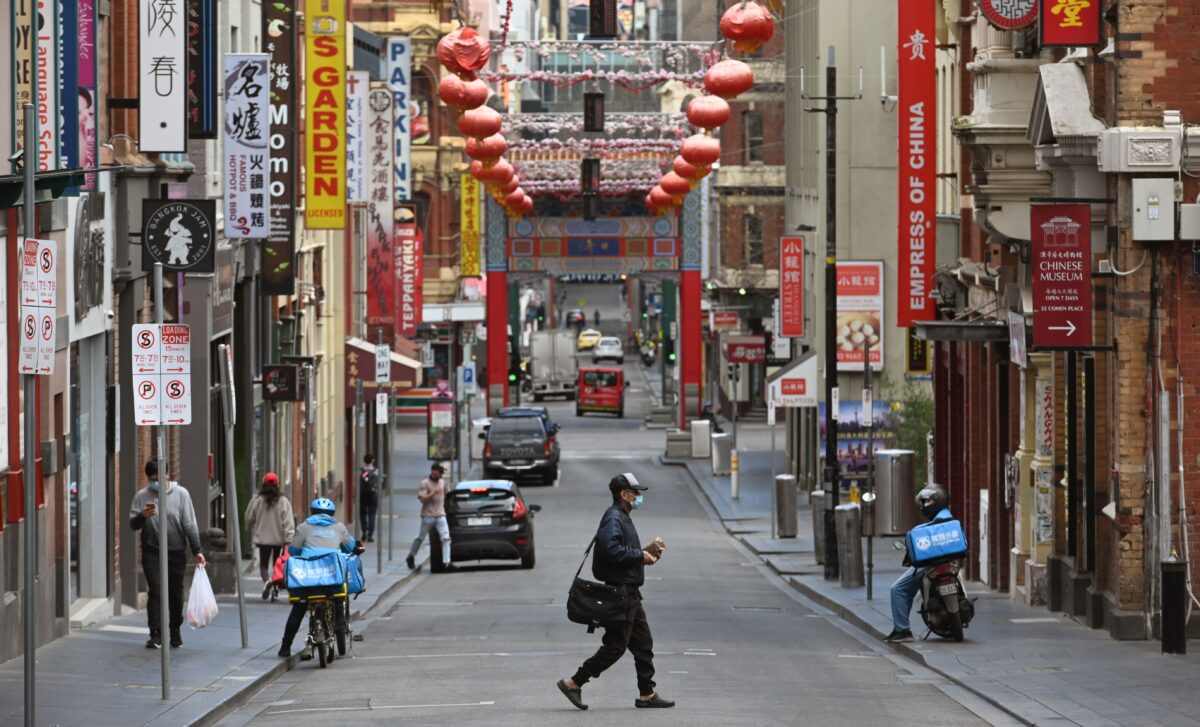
[804,47,862,581]
[20,101,38,727]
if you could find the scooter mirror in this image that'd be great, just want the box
[892,541,904,551]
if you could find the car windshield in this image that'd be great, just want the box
[449,488,515,513]
[490,418,546,437]
[598,338,621,347]
[583,371,619,387]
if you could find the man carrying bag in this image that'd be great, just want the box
[557,473,674,711]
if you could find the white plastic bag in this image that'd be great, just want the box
[185,564,219,629]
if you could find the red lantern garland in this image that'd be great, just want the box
[719,1,775,54]
[438,74,490,111]
[436,26,491,78]
[465,133,508,165]
[703,59,754,99]
[660,171,693,198]
[457,106,503,139]
[686,95,731,130]
[680,134,721,167]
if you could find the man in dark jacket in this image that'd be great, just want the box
[358,454,380,542]
[557,473,674,710]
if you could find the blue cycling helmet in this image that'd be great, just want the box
[310,497,336,515]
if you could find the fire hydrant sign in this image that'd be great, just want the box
[132,323,193,426]
[1031,204,1092,348]
[20,239,57,375]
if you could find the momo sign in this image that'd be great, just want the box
[304,0,346,229]
[223,54,271,239]
[142,199,217,273]
[896,0,935,328]
[262,0,297,294]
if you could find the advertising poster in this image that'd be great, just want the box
[36,0,59,170]
[262,0,297,294]
[819,400,900,493]
[304,0,346,229]
[77,0,98,190]
[396,203,422,336]
[897,0,935,327]
[187,0,218,138]
[59,0,79,185]
[460,174,481,277]
[427,399,456,460]
[223,54,271,239]
[387,37,412,202]
[346,70,368,203]
[836,261,884,372]
[139,0,187,152]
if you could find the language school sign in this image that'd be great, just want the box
[1031,204,1092,348]
[897,0,935,328]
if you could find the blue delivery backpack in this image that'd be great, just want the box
[906,516,969,567]
[346,554,366,595]
[285,551,347,591]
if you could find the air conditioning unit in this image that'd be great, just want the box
[1096,127,1181,173]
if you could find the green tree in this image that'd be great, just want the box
[890,381,934,485]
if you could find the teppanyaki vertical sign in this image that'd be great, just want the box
[187,0,218,138]
[387,37,412,203]
[304,0,346,229]
[139,0,187,152]
[346,70,369,204]
[1039,0,1102,47]
[396,203,422,337]
[896,0,935,328]
[1031,204,1092,348]
[460,174,481,277]
[262,0,297,294]
[224,54,270,239]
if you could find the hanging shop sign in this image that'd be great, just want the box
[77,0,99,191]
[979,0,1037,30]
[13,0,34,154]
[387,37,413,202]
[262,364,301,401]
[187,0,219,138]
[460,174,481,277]
[779,236,805,337]
[711,310,739,331]
[304,0,346,229]
[1039,0,1103,47]
[36,0,59,171]
[139,0,187,152]
[896,0,935,328]
[905,326,931,376]
[223,54,271,239]
[141,199,216,273]
[1031,203,1092,348]
[346,70,369,204]
[836,261,885,372]
[365,84,396,340]
[262,0,297,294]
[767,352,818,408]
[59,0,80,189]
[396,203,422,336]
[1008,310,1027,368]
[727,335,766,364]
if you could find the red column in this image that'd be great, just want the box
[486,271,509,410]
[679,270,702,429]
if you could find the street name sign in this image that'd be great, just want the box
[132,323,193,426]
[1031,204,1092,348]
[20,238,57,375]
[375,344,391,384]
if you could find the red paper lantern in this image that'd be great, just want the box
[645,192,658,212]
[649,186,676,209]
[686,95,731,130]
[437,26,492,78]
[720,1,775,53]
[466,133,507,163]
[438,74,490,111]
[519,196,534,214]
[469,159,488,180]
[673,155,708,181]
[703,59,754,99]
[680,134,721,167]
[457,106,502,138]
[660,171,692,198]
[500,177,521,195]
[506,188,526,207]
[483,159,514,184]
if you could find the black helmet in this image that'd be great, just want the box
[915,483,948,519]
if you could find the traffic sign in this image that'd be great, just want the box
[20,239,57,375]
[421,342,435,368]
[375,392,388,424]
[375,344,391,384]
[1031,204,1092,348]
[462,361,477,396]
[131,323,192,426]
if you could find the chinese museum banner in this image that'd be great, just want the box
[223,54,271,239]
[896,0,935,328]
[387,37,412,202]
[304,0,346,229]
[460,174,481,277]
[139,0,187,152]
[1039,0,1102,47]
[262,0,297,294]
[1030,203,1093,349]
[836,261,885,372]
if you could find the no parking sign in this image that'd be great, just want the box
[131,323,192,426]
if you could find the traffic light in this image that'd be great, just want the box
[663,338,675,365]
[508,346,521,384]
[536,304,546,325]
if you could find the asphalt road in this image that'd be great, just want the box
[220,355,1002,727]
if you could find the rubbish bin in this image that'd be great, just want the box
[711,433,732,475]
[691,420,711,459]
[775,475,797,538]
[470,418,491,460]
[835,504,864,588]
[811,490,826,564]
[873,449,917,535]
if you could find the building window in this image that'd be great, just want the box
[744,214,763,266]
[743,110,764,164]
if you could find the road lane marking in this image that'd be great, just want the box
[264,700,496,716]
[1008,617,1061,624]
[98,624,150,634]
[669,671,689,674]
[354,651,568,660]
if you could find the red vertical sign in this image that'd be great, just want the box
[897,0,935,328]
[1031,204,1092,348]
[365,206,395,334]
[779,236,805,337]
[395,204,423,337]
[1039,0,1103,47]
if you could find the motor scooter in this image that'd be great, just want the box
[894,542,974,642]
[640,342,657,367]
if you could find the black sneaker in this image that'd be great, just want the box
[170,631,183,648]
[145,637,161,649]
[278,645,291,658]
[884,628,914,643]
[262,582,273,600]
[405,555,415,570]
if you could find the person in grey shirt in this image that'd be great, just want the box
[129,459,206,649]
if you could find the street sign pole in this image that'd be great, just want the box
[153,263,170,699]
[376,331,384,576]
[20,101,37,727]
[218,344,250,648]
[862,336,875,601]
[731,363,739,500]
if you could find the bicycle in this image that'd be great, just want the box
[290,583,352,668]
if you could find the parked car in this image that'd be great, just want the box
[481,414,559,486]
[576,366,628,418]
[565,308,587,330]
[592,336,624,364]
[494,406,561,469]
[430,480,540,571]
[576,328,602,351]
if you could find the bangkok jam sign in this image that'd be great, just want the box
[897,0,935,328]
[304,0,346,229]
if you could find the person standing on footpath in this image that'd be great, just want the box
[557,473,674,710]
[358,454,381,542]
[129,459,206,649]
[405,463,453,571]
[245,472,295,599]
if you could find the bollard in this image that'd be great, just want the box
[731,448,740,500]
[1162,560,1188,654]
[811,491,826,564]
[775,475,797,538]
[835,504,864,588]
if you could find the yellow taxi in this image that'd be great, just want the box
[576,328,602,351]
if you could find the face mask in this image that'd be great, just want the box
[150,480,160,492]
[631,495,644,510]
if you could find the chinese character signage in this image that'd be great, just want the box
[387,37,412,202]
[905,326,931,375]
[224,54,270,239]
[836,261,884,372]
[139,0,187,152]
[304,0,346,229]
[187,0,218,138]
[365,84,396,339]
[346,70,368,204]
[36,0,59,170]
[1031,204,1092,348]
[77,0,99,190]
[979,0,1036,29]
[897,0,935,328]
[396,203,422,336]
[726,335,766,364]
[1039,0,1102,47]
[262,0,297,294]
[779,236,804,337]
[460,174,481,277]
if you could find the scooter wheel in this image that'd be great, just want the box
[947,610,964,642]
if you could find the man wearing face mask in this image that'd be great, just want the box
[557,473,674,710]
[405,463,453,571]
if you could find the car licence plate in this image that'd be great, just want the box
[937,583,958,597]
[467,516,492,527]
[507,459,531,465]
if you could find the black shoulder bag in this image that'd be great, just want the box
[566,538,629,633]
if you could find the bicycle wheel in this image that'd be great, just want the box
[317,640,328,668]
[336,600,350,655]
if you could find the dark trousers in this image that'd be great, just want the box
[360,497,378,540]
[573,597,657,697]
[143,548,187,638]
[282,599,347,649]
[258,544,283,582]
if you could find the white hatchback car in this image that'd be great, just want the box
[592,337,624,364]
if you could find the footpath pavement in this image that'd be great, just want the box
[0,428,443,727]
[666,444,1200,727]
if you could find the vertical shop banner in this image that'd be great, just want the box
[59,0,80,183]
[779,236,804,337]
[387,37,412,202]
[396,203,422,336]
[460,174,481,277]
[1039,0,1102,47]
[223,54,271,239]
[346,70,368,204]
[77,0,98,190]
[139,0,187,152]
[365,87,396,335]
[304,0,346,229]
[897,0,935,328]
[187,0,219,138]
[36,0,59,171]
[13,0,34,151]
[836,261,885,372]
[1030,204,1092,348]
[0,4,12,177]
[262,0,297,294]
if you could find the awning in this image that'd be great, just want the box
[913,320,1008,343]
[345,336,422,400]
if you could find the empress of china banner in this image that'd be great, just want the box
[896,0,935,328]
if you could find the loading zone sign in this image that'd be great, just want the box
[19,239,57,375]
[132,323,193,426]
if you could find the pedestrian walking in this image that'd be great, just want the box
[594,309,601,327]
[244,471,295,599]
[128,459,206,649]
[358,454,381,542]
[405,463,452,571]
[557,473,674,710]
